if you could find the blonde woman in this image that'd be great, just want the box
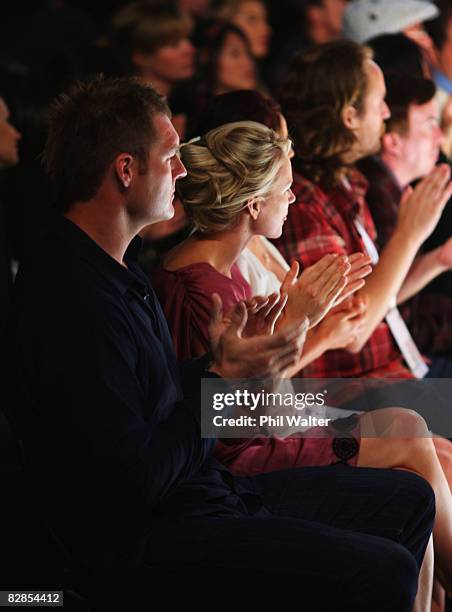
[152,121,452,598]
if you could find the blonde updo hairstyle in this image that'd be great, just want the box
[177,121,292,234]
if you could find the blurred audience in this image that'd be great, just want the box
[265,0,348,92]
[277,40,452,385]
[343,0,438,43]
[210,0,271,59]
[186,19,258,137]
[107,1,195,98]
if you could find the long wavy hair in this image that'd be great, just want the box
[280,40,373,188]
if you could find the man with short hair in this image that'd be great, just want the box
[277,40,452,383]
[358,73,452,356]
[7,76,435,609]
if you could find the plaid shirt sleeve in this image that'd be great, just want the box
[274,178,349,271]
[272,174,411,379]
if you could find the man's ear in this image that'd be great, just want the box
[381,131,403,158]
[342,104,360,130]
[246,196,264,220]
[114,153,135,190]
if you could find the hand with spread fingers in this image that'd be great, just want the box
[278,252,372,329]
[208,293,309,380]
[397,164,452,246]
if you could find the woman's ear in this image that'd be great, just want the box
[246,196,263,220]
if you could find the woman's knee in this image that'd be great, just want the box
[362,407,430,438]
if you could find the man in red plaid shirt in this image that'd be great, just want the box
[275,40,452,379]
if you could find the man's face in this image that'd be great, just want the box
[128,113,187,226]
[397,99,443,182]
[321,0,348,37]
[0,98,21,168]
[352,61,390,160]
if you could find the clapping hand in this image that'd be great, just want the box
[279,252,372,329]
[208,293,309,380]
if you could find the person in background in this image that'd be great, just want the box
[107,1,195,99]
[185,19,258,138]
[7,76,435,611]
[264,0,348,92]
[342,0,438,45]
[367,32,431,78]
[0,96,21,341]
[210,0,271,59]
[277,40,452,379]
[425,0,452,159]
[358,74,452,358]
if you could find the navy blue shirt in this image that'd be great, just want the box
[8,215,263,561]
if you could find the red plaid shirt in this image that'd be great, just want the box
[360,155,452,354]
[273,169,412,379]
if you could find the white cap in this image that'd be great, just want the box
[343,0,439,43]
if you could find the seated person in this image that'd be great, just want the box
[358,73,452,358]
[276,40,452,385]
[7,76,436,610]
[152,119,452,597]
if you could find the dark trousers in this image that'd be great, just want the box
[120,465,434,610]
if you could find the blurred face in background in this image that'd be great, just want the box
[308,0,348,43]
[322,0,348,36]
[215,32,257,93]
[0,98,21,168]
[134,36,195,86]
[232,0,271,58]
[394,99,443,183]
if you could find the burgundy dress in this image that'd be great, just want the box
[152,261,360,475]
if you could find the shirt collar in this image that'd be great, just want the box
[331,168,368,218]
[52,214,146,296]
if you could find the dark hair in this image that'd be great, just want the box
[191,19,255,109]
[108,1,193,75]
[42,76,170,212]
[367,33,425,79]
[384,74,436,135]
[425,0,452,50]
[198,89,281,134]
[280,39,372,187]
